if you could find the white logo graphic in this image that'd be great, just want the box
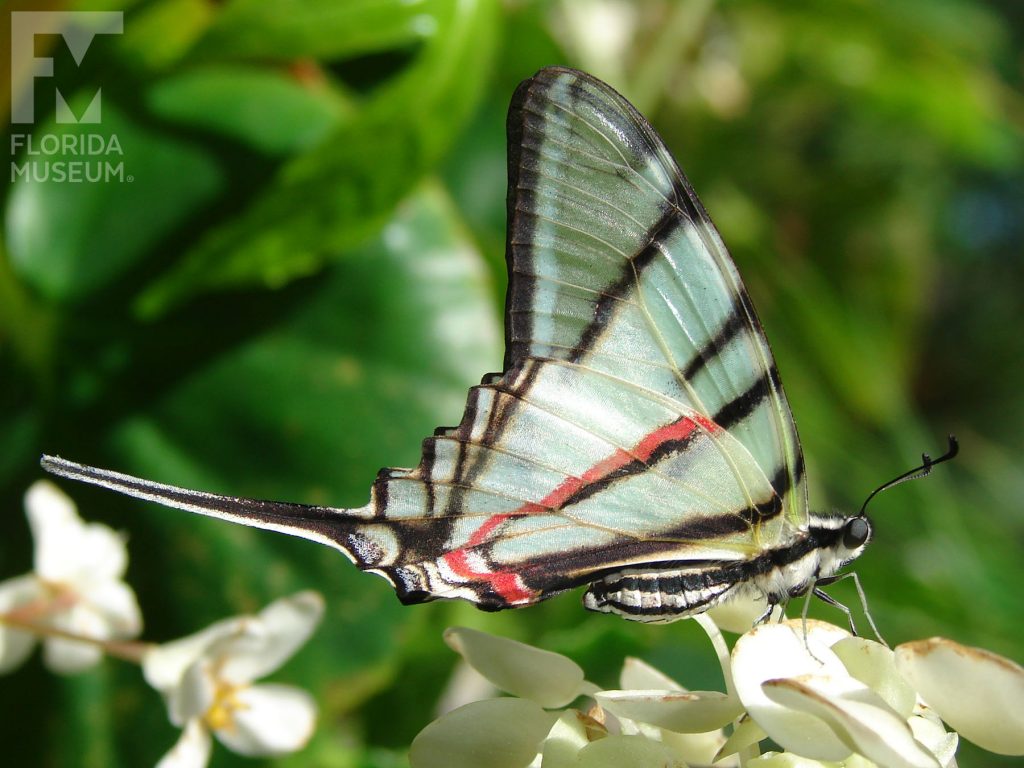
[9,12,128,183]
[10,12,124,124]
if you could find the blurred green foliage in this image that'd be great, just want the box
[2,0,1022,766]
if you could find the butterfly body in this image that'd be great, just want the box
[582,511,871,622]
[42,67,873,623]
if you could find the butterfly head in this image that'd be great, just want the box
[842,515,872,553]
[808,512,873,580]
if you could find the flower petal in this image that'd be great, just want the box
[217,591,324,684]
[0,625,37,674]
[156,719,212,768]
[171,657,218,726]
[213,683,316,757]
[435,659,500,715]
[443,626,584,708]
[746,750,840,767]
[762,677,940,768]
[27,481,127,582]
[731,621,853,760]
[708,593,779,634]
[619,657,684,691]
[80,579,143,638]
[908,714,958,768]
[143,616,245,694]
[659,728,729,766]
[895,637,1024,756]
[26,481,83,580]
[831,636,916,718]
[409,698,556,768]
[0,573,45,608]
[0,574,44,674]
[575,734,685,767]
[714,714,767,761]
[44,604,107,673]
[596,689,742,733]
[42,634,103,673]
[540,710,591,768]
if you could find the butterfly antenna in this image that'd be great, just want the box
[857,435,959,517]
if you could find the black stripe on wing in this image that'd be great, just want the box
[567,206,683,364]
[712,365,783,430]
[682,300,747,380]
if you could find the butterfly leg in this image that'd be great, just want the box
[813,586,856,635]
[754,600,776,626]
[798,587,821,660]
[815,571,887,647]
[812,572,887,647]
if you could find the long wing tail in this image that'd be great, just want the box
[39,455,372,556]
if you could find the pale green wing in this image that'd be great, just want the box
[503,67,807,526]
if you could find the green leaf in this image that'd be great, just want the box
[116,0,215,71]
[147,65,348,155]
[193,0,447,60]
[135,0,499,316]
[5,97,222,302]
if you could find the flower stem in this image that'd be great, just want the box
[694,613,735,697]
[693,615,761,767]
[0,612,152,664]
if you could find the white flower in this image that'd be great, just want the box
[895,637,1024,756]
[731,621,946,768]
[143,591,324,768]
[412,626,732,768]
[0,480,142,674]
[441,626,586,708]
[410,619,1024,768]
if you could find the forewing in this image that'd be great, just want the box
[505,67,806,524]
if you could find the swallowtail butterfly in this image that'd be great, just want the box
[42,67,945,624]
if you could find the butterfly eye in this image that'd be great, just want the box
[843,517,870,549]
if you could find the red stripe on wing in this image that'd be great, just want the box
[442,413,721,604]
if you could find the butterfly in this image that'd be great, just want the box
[42,67,950,624]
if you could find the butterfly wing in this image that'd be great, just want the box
[42,68,808,615]
[345,67,808,608]
[504,67,806,514]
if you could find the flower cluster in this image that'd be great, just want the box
[0,481,142,673]
[411,614,1024,768]
[143,592,323,768]
[0,481,323,768]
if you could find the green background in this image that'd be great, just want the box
[2,1,1022,766]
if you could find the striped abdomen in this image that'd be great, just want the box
[583,566,742,623]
